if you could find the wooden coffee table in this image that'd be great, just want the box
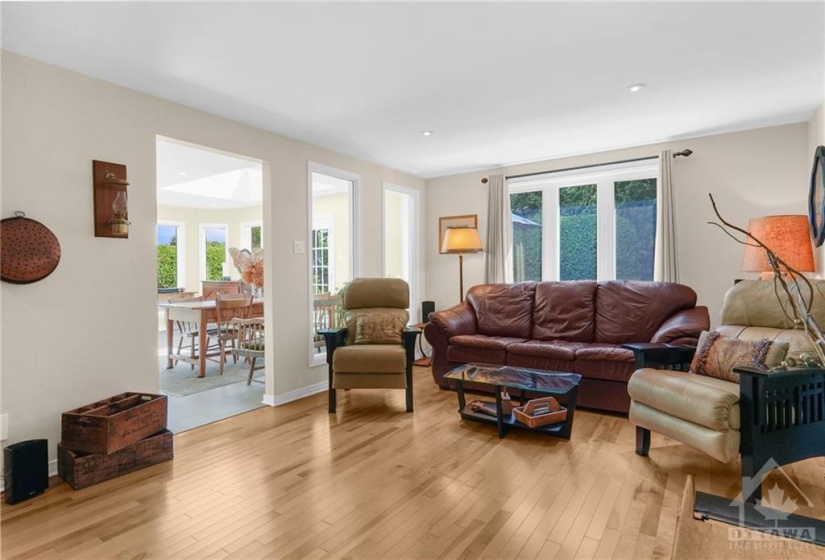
[443,363,581,439]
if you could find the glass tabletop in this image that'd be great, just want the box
[444,363,582,394]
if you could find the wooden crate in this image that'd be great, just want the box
[513,396,567,428]
[58,429,173,490]
[62,393,167,454]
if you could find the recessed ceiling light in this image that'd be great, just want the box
[421,130,434,137]
[178,171,188,176]
[627,83,646,93]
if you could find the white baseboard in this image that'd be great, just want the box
[262,381,328,407]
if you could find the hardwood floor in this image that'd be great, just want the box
[2,367,823,559]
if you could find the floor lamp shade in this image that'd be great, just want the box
[442,226,483,302]
[741,215,815,273]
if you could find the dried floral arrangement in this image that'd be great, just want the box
[709,194,825,366]
[229,247,264,288]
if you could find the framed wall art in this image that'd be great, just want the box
[439,214,478,254]
[808,145,825,247]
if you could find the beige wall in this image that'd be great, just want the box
[808,100,825,275]
[424,123,810,326]
[809,100,825,156]
[157,204,263,292]
[0,51,425,463]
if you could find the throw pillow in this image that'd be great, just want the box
[354,313,406,344]
[690,330,788,383]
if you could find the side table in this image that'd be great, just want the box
[412,322,431,367]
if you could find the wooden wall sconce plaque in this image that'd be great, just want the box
[92,160,130,238]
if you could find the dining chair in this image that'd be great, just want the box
[207,293,254,375]
[230,317,265,385]
[168,296,207,370]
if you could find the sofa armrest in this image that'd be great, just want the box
[320,327,348,365]
[428,302,477,338]
[622,343,696,370]
[650,306,710,345]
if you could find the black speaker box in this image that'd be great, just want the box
[4,439,48,505]
[422,301,435,323]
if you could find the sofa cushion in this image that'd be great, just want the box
[595,281,697,344]
[506,340,584,361]
[574,343,634,363]
[466,283,536,338]
[333,344,406,374]
[628,368,740,431]
[629,401,740,463]
[447,334,527,365]
[690,331,787,383]
[532,281,597,341]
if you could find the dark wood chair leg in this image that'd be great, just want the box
[328,365,336,413]
[636,426,651,456]
[405,363,414,412]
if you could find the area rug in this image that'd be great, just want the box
[159,359,259,397]
[672,476,823,559]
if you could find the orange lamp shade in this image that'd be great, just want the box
[441,226,483,254]
[741,215,815,273]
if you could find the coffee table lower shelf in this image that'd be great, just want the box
[459,404,572,438]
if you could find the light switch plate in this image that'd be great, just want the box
[293,240,306,254]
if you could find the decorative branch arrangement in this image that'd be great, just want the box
[708,194,825,367]
[229,247,264,289]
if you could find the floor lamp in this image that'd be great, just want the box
[441,226,483,302]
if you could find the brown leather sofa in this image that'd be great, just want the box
[424,281,709,413]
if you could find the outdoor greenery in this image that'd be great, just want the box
[511,179,657,282]
[157,244,177,288]
[252,226,262,249]
[206,241,226,281]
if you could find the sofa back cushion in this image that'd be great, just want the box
[466,282,536,338]
[532,281,597,341]
[594,281,697,344]
[720,278,825,329]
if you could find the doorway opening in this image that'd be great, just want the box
[156,137,265,433]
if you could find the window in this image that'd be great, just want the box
[157,221,185,288]
[311,219,332,295]
[199,224,228,282]
[308,163,359,366]
[240,221,263,250]
[510,161,657,282]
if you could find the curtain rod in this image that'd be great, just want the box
[480,149,693,184]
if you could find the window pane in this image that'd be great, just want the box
[511,191,543,282]
[251,226,262,249]
[156,225,178,288]
[615,179,657,281]
[204,227,226,281]
[559,184,597,280]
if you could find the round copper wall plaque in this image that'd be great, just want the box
[0,212,61,284]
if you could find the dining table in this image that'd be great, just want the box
[159,298,264,378]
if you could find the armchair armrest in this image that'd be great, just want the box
[621,343,696,370]
[320,327,348,365]
[403,326,421,365]
[650,306,710,345]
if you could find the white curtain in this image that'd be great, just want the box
[654,150,679,282]
[485,173,513,283]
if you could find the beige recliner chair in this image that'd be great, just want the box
[321,278,419,413]
[627,279,825,502]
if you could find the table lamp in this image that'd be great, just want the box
[441,226,483,302]
[741,215,815,279]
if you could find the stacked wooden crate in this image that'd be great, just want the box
[58,393,173,489]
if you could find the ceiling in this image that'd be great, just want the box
[3,2,824,179]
